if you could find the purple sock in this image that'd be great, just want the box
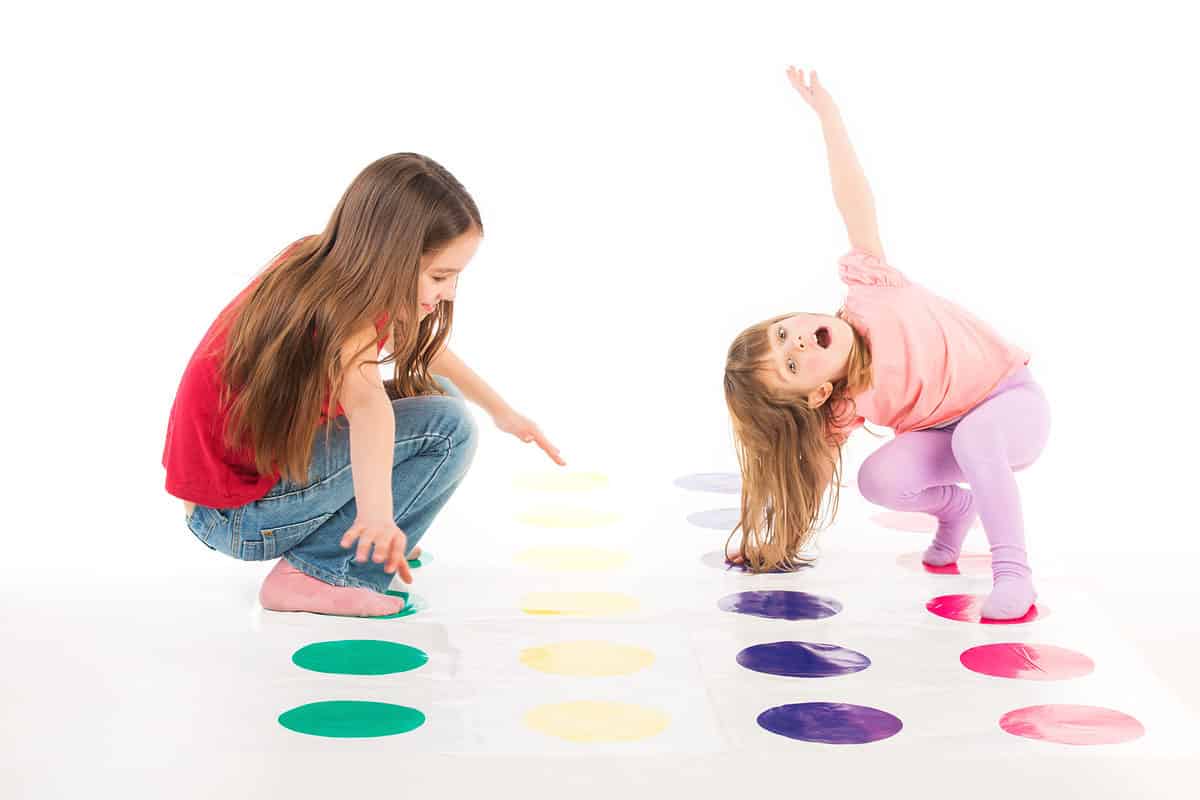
[981,543,1036,619]
[922,486,977,566]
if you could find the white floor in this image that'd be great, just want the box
[5,423,1199,799]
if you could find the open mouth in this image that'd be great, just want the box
[815,326,831,349]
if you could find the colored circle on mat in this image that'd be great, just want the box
[737,641,870,678]
[686,508,739,530]
[520,640,655,677]
[306,590,419,619]
[896,551,992,576]
[365,590,420,620]
[699,551,811,573]
[673,472,741,493]
[513,471,609,492]
[870,510,982,534]
[960,643,1094,681]
[718,590,842,621]
[407,552,433,568]
[525,701,669,743]
[292,640,429,676]
[758,702,902,745]
[516,508,622,528]
[926,594,1046,624]
[521,591,640,617]
[515,546,630,572]
[999,704,1144,745]
[278,700,425,738]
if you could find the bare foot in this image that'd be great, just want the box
[259,558,404,617]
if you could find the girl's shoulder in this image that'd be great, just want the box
[837,248,910,289]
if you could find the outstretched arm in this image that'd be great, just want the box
[787,66,886,261]
[431,346,567,466]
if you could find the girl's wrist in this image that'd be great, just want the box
[818,104,842,126]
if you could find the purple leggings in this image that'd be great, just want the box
[856,366,1051,573]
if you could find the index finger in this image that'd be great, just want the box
[533,430,566,466]
[397,552,414,585]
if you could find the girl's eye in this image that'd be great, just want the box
[777,326,786,339]
[433,276,447,282]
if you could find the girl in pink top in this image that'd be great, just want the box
[723,67,1051,621]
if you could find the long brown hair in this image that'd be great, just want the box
[723,311,880,572]
[218,153,482,482]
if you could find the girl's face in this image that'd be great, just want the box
[761,311,855,407]
[418,231,481,317]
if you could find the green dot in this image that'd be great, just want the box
[292,640,429,675]
[367,589,420,619]
[407,552,433,568]
[278,700,425,738]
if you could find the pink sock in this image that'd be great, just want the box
[259,558,404,617]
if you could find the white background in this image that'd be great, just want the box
[3,1,1197,579]
[4,3,1200,796]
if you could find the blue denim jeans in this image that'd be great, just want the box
[184,376,477,593]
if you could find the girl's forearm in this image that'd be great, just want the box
[347,394,396,522]
[820,107,877,226]
[431,347,511,418]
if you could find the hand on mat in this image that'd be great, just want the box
[493,408,566,466]
[786,65,836,117]
[340,517,415,584]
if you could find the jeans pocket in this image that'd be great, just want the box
[253,512,334,560]
[185,508,216,551]
[186,505,232,552]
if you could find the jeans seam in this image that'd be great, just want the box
[231,506,245,557]
[394,433,452,523]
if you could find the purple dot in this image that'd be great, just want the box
[737,641,870,678]
[686,508,740,530]
[718,590,843,621]
[758,702,903,744]
[673,473,741,493]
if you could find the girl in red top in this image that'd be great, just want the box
[163,153,564,617]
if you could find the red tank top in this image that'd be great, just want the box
[162,239,389,508]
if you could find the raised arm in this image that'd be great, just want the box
[786,66,886,261]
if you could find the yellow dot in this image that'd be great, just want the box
[520,591,640,617]
[516,507,622,528]
[513,472,610,492]
[520,641,655,677]
[515,547,630,572]
[525,701,669,743]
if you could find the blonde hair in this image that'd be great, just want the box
[722,311,880,572]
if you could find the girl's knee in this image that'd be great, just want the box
[434,374,463,399]
[856,458,896,505]
[439,394,478,463]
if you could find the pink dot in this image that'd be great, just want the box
[999,704,1145,746]
[961,643,1094,681]
[870,511,982,534]
[926,593,1046,624]
[896,552,992,576]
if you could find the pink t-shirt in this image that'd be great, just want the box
[829,248,1030,442]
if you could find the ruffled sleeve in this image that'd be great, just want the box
[838,247,909,288]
